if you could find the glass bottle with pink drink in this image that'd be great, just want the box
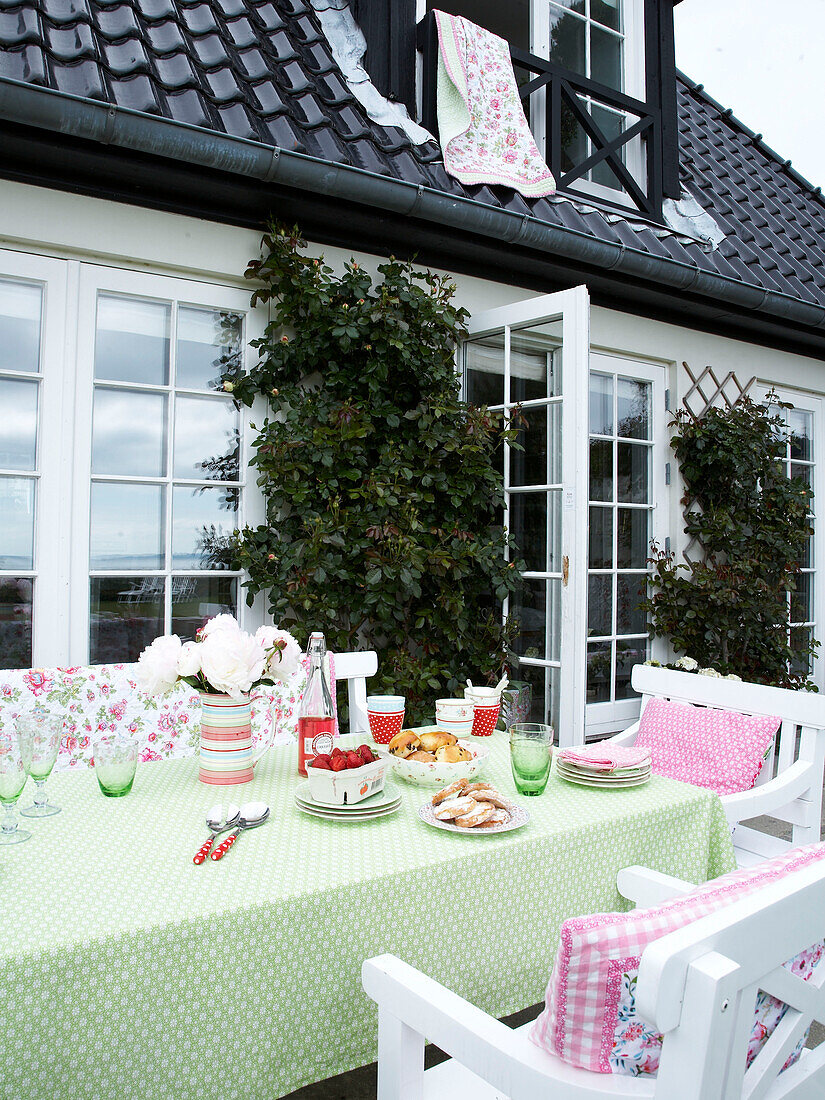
[298,631,336,776]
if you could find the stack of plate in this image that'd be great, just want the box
[294,781,401,822]
[555,756,651,788]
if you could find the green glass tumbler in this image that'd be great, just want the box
[509,722,553,796]
[93,735,138,797]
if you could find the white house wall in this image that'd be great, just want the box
[1,180,822,683]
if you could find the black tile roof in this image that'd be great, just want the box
[0,0,824,317]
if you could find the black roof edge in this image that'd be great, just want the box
[2,75,825,358]
[677,69,825,208]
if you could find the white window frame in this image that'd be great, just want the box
[585,351,668,736]
[754,383,824,692]
[0,248,72,667]
[69,264,266,665]
[466,286,590,747]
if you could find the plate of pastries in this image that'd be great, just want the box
[381,726,490,787]
[418,779,529,835]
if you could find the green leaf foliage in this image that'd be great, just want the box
[224,225,522,722]
[643,393,818,688]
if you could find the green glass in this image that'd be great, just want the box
[93,735,138,797]
[0,730,31,843]
[509,722,553,795]
[18,711,63,817]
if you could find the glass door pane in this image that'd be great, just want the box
[465,288,590,745]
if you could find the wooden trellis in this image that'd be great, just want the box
[681,361,755,419]
[678,362,756,565]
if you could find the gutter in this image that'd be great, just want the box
[2,77,824,334]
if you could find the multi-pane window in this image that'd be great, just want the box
[0,279,40,666]
[465,321,564,731]
[539,0,640,190]
[773,404,816,677]
[587,368,653,712]
[88,293,244,664]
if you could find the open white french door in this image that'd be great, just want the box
[464,287,590,747]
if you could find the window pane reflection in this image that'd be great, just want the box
[90,576,165,664]
[170,576,237,640]
[616,639,647,698]
[588,573,612,637]
[172,486,238,570]
[92,389,167,477]
[590,24,622,91]
[95,295,170,385]
[510,331,549,403]
[617,442,649,503]
[548,2,586,73]
[587,641,611,702]
[510,579,545,659]
[617,378,650,439]
[0,280,41,373]
[465,335,504,407]
[0,378,38,471]
[510,405,547,486]
[176,307,242,392]
[617,508,648,568]
[589,438,613,501]
[589,506,612,568]
[509,492,546,573]
[0,476,35,569]
[174,396,240,481]
[590,373,613,435]
[617,573,647,634]
[90,482,164,570]
[0,577,32,668]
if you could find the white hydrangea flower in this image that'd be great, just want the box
[698,667,722,678]
[675,656,699,672]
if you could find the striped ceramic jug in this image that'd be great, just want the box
[198,692,274,785]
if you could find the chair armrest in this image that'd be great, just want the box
[720,759,816,825]
[362,955,554,1098]
[606,721,640,747]
[617,865,696,907]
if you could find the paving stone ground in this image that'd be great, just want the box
[287,805,824,1098]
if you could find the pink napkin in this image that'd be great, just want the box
[557,744,651,772]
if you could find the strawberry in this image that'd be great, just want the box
[313,753,331,766]
[331,746,344,758]
[331,754,348,771]
[346,751,363,769]
[310,757,331,770]
[357,744,374,763]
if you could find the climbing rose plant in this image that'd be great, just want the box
[223,225,522,722]
[644,394,817,688]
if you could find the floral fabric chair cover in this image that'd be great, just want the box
[0,660,321,770]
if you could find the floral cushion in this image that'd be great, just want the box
[0,656,336,770]
[635,697,780,795]
[530,842,825,1075]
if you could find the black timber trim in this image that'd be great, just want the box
[2,119,824,363]
[352,0,417,115]
[646,0,680,199]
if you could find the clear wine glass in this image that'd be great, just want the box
[17,710,63,818]
[0,728,31,844]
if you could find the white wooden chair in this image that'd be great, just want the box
[607,665,825,867]
[363,859,825,1100]
[335,649,378,735]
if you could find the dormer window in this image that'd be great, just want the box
[417,0,667,219]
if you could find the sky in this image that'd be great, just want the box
[675,0,825,191]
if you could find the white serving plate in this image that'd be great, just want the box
[418,800,529,835]
[305,754,389,805]
[380,731,490,788]
[555,766,651,788]
[295,780,400,812]
[295,801,401,822]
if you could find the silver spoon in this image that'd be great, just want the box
[210,802,270,861]
[193,803,240,865]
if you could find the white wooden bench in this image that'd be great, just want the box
[608,665,825,867]
[363,859,825,1100]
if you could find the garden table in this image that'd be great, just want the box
[1,732,734,1100]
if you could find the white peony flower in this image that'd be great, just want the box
[199,629,265,699]
[255,626,302,682]
[675,656,699,672]
[177,641,202,678]
[698,667,722,678]
[136,635,182,696]
[198,613,242,639]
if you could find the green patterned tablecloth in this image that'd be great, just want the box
[1,733,734,1100]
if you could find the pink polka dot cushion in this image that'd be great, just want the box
[634,697,780,795]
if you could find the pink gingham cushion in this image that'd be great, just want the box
[634,697,780,795]
[530,842,825,1075]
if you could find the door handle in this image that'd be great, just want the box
[562,555,569,587]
